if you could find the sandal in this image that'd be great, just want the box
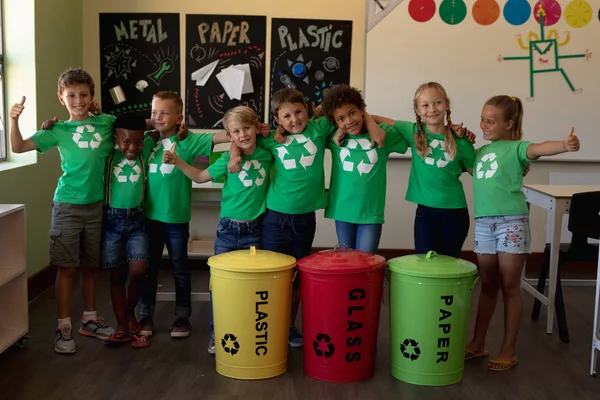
[132,334,150,349]
[488,358,519,371]
[104,331,133,343]
[465,349,490,361]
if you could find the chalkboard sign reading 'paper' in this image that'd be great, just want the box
[185,14,267,129]
[99,13,181,116]
[269,18,353,126]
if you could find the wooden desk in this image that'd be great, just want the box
[522,184,600,335]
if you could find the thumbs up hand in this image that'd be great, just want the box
[162,142,180,164]
[563,127,580,152]
[10,96,26,120]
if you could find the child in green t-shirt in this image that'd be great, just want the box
[371,82,476,258]
[137,91,229,339]
[101,114,163,349]
[162,106,273,355]
[9,68,117,354]
[320,84,409,253]
[228,88,386,348]
[465,95,579,372]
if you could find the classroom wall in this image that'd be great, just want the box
[0,0,83,276]
[80,0,600,253]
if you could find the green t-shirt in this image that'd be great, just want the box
[473,140,532,218]
[260,117,337,214]
[394,120,476,209]
[106,137,156,209]
[30,114,116,204]
[145,132,214,223]
[207,148,273,221]
[325,124,409,224]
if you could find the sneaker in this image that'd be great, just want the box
[288,326,303,348]
[170,317,191,338]
[78,317,115,340]
[54,325,76,354]
[207,333,216,355]
[139,316,154,336]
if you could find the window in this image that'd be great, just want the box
[0,1,5,161]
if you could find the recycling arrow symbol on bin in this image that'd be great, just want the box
[400,338,421,361]
[221,333,240,356]
[313,333,335,358]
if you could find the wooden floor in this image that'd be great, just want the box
[0,267,599,400]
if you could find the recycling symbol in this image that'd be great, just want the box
[239,160,267,187]
[400,338,421,361]
[276,134,317,170]
[476,152,498,179]
[313,333,335,358]
[113,159,141,184]
[339,138,378,176]
[148,138,175,176]
[424,139,449,169]
[73,124,103,149]
[221,333,240,355]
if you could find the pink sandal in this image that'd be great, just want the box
[132,334,150,349]
[105,331,133,343]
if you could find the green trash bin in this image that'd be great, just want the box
[388,251,478,386]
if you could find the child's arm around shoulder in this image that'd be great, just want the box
[526,127,580,160]
[9,96,39,153]
[162,143,213,183]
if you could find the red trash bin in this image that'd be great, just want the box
[297,245,387,382]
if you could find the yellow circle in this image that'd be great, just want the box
[564,0,593,28]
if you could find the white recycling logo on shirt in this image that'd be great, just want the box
[424,139,450,169]
[339,138,378,175]
[148,138,175,176]
[113,159,141,184]
[238,160,267,187]
[73,124,103,149]
[276,134,317,170]
[476,152,499,179]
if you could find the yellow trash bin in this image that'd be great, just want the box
[208,246,296,380]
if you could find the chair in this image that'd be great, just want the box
[531,191,600,344]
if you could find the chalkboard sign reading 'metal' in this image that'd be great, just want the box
[99,13,180,116]
[269,18,352,126]
[185,15,267,129]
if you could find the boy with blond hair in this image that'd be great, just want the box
[162,105,273,353]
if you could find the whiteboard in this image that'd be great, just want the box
[365,2,599,162]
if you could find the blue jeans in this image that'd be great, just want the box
[261,209,316,260]
[335,221,382,254]
[209,218,262,334]
[414,205,470,258]
[102,207,148,268]
[139,219,191,318]
[474,215,531,255]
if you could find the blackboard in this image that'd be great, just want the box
[99,13,181,117]
[185,14,267,129]
[269,18,353,126]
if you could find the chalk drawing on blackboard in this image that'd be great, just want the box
[104,46,136,80]
[498,3,592,101]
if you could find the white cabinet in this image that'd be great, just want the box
[0,204,28,354]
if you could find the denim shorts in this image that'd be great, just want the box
[102,207,148,268]
[49,201,103,268]
[474,215,531,255]
[214,217,262,255]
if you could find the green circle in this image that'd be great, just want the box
[439,0,467,25]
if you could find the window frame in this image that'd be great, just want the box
[0,0,6,162]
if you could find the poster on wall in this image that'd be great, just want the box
[185,14,266,129]
[269,18,353,126]
[99,13,180,117]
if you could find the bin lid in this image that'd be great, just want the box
[297,244,387,275]
[207,246,296,273]
[388,251,477,278]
